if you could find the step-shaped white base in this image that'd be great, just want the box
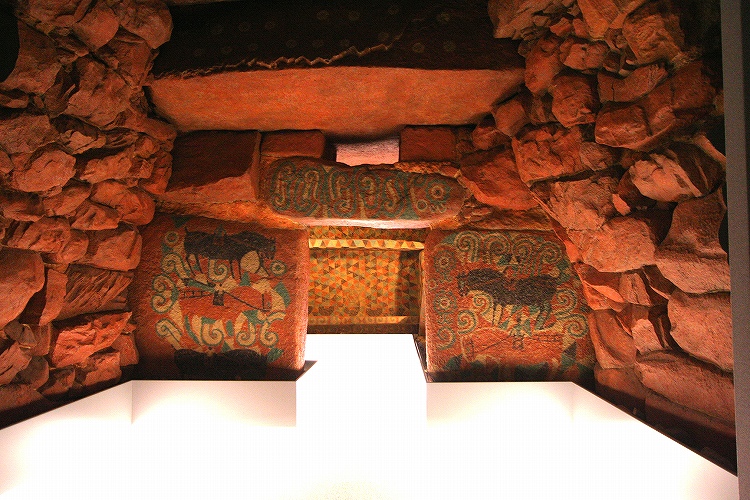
[0,335,738,499]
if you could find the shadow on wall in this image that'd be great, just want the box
[0,5,19,82]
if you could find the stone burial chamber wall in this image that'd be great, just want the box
[0,0,735,471]
[0,0,175,425]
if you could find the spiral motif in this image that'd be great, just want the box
[163,230,180,248]
[553,288,576,314]
[433,248,456,280]
[155,318,181,342]
[457,310,477,335]
[358,173,381,210]
[470,292,492,317]
[433,290,456,313]
[260,327,279,347]
[200,320,224,346]
[486,233,512,265]
[235,324,257,347]
[561,314,588,338]
[454,231,482,263]
[437,327,455,350]
[161,253,191,280]
[536,241,562,268]
[330,170,356,217]
[208,259,229,282]
[151,275,177,313]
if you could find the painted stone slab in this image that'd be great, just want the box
[261,158,465,228]
[130,214,308,379]
[424,229,595,384]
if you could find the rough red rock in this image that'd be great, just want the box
[160,130,259,205]
[622,304,671,354]
[668,290,732,372]
[636,351,734,422]
[612,170,656,215]
[11,145,77,193]
[76,145,146,184]
[559,37,609,71]
[643,143,723,202]
[0,22,61,95]
[58,265,133,320]
[3,217,73,254]
[46,229,89,264]
[70,200,121,230]
[579,141,619,170]
[655,190,729,294]
[261,130,326,159]
[598,64,668,102]
[4,321,38,349]
[111,0,172,49]
[512,124,585,183]
[132,214,309,377]
[19,268,68,326]
[75,350,122,390]
[0,341,32,385]
[399,127,457,162]
[53,116,106,155]
[569,216,658,272]
[101,31,156,88]
[574,263,625,310]
[528,93,556,125]
[595,62,716,151]
[618,270,663,306]
[65,57,132,128]
[42,181,91,217]
[72,0,120,50]
[594,364,647,413]
[0,248,45,329]
[577,0,647,39]
[589,309,636,369]
[139,151,172,195]
[0,89,29,109]
[547,175,619,231]
[49,311,132,367]
[471,115,510,150]
[488,0,566,39]
[29,324,53,356]
[459,148,538,211]
[491,94,530,138]
[39,366,75,398]
[78,224,141,271]
[622,0,685,65]
[525,34,565,94]
[0,112,55,154]
[90,181,155,226]
[0,190,45,221]
[111,333,138,366]
[15,356,49,390]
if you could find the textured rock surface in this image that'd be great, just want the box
[261,130,326,159]
[655,190,730,294]
[546,175,619,231]
[400,127,457,162]
[569,216,658,272]
[636,351,734,422]
[58,265,133,320]
[459,148,537,211]
[513,124,585,183]
[0,248,45,329]
[49,312,132,367]
[668,290,732,372]
[589,309,636,369]
[598,63,668,102]
[78,224,142,271]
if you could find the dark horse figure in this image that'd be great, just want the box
[184,228,276,278]
[457,267,557,329]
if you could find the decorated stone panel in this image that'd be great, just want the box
[424,229,595,384]
[261,158,465,228]
[130,214,309,379]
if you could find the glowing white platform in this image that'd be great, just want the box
[0,334,738,499]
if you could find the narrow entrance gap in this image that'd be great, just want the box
[307,226,427,337]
